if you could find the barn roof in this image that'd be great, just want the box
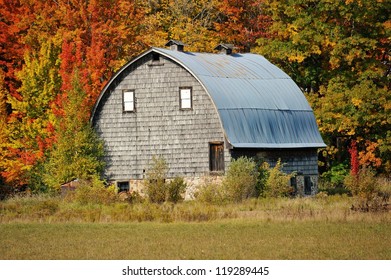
[92,47,326,149]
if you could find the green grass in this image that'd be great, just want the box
[1,220,390,260]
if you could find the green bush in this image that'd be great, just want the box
[255,159,269,197]
[166,177,186,203]
[321,163,349,188]
[223,157,258,202]
[70,177,117,205]
[262,160,294,198]
[195,180,225,204]
[144,156,187,204]
[144,156,169,203]
[319,163,350,195]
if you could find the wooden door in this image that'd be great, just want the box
[209,143,224,172]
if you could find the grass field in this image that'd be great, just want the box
[1,195,390,260]
[1,220,390,260]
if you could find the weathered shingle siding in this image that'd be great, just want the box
[231,148,319,175]
[93,53,229,180]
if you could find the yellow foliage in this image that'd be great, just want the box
[351,98,362,107]
[288,53,306,63]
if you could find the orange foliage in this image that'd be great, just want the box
[0,0,323,188]
[359,140,382,169]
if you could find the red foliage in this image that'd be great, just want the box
[348,140,360,176]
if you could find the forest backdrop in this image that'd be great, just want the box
[0,0,390,191]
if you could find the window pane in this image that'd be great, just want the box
[124,101,134,111]
[124,91,134,102]
[181,99,191,109]
[123,91,134,111]
[181,89,191,99]
[180,88,192,109]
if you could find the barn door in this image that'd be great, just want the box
[209,143,224,172]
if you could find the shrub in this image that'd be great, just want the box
[118,190,144,204]
[70,177,117,205]
[223,157,258,202]
[255,159,270,197]
[320,163,349,188]
[344,167,376,199]
[195,180,225,204]
[345,167,390,212]
[144,155,169,203]
[262,160,294,198]
[144,156,187,204]
[166,177,186,203]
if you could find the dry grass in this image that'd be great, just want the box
[0,195,390,259]
[1,220,390,260]
[0,194,389,223]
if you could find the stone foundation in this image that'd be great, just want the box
[113,174,318,200]
[293,175,318,196]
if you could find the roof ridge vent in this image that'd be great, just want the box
[165,40,185,52]
[214,43,234,55]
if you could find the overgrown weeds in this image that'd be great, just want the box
[344,167,390,212]
[66,178,118,205]
[1,194,389,224]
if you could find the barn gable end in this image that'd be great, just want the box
[92,51,229,182]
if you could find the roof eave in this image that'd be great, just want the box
[231,143,327,149]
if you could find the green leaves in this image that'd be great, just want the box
[43,71,105,190]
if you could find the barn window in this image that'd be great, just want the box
[117,181,129,192]
[304,176,312,195]
[123,90,135,112]
[209,142,224,172]
[180,87,192,110]
[152,53,160,62]
[290,176,297,195]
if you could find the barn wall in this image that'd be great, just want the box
[231,148,320,195]
[93,53,229,181]
[230,148,318,175]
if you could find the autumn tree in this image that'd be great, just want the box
[141,0,271,52]
[256,0,390,174]
[1,0,147,189]
[43,70,105,190]
[215,0,271,52]
[1,39,61,188]
[0,71,9,185]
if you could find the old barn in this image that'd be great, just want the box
[91,41,326,195]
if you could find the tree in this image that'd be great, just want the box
[43,70,104,190]
[215,0,271,52]
[256,0,390,174]
[1,39,61,187]
[0,71,9,183]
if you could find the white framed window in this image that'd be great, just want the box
[180,87,192,110]
[123,90,135,112]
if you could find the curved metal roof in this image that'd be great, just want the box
[92,47,326,149]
